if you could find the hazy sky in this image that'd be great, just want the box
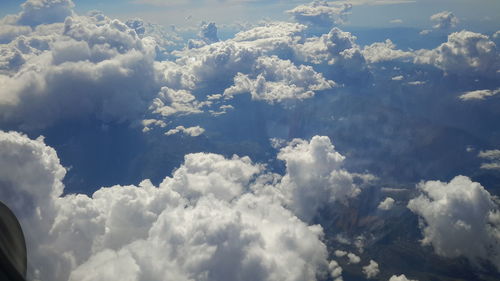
[1,0,499,30]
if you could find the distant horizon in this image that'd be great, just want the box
[1,0,499,31]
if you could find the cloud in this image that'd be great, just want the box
[478,149,500,170]
[150,87,207,117]
[159,34,337,105]
[389,275,419,281]
[353,29,499,79]
[419,29,431,36]
[0,131,68,281]
[293,27,369,79]
[346,252,361,264]
[408,175,500,270]
[160,41,260,90]
[459,88,500,100]
[165,153,262,201]
[0,13,160,129]
[362,260,380,278]
[233,22,306,43]
[199,22,219,44]
[0,130,338,281]
[125,17,181,48]
[430,11,459,30]
[295,26,358,63]
[272,136,362,221]
[141,118,167,132]
[0,24,32,43]
[286,1,353,28]
[377,197,395,210]
[362,39,413,63]
[16,0,75,27]
[328,260,343,281]
[334,250,347,257]
[233,21,306,55]
[223,55,335,103]
[478,149,500,160]
[406,80,425,85]
[187,22,220,49]
[165,125,205,137]
[414,30,499,77]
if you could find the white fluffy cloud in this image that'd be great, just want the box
[161,36,336,105]
[0,24,32,43]
[414,30,499,77]
[334,250,347,257]
[478,149,500,170]
[0,131,69,281]
[362,260,379,278]
[141,118,167,132]
[162,41,260,90]
[389,274,418,281]
[16,0,75,27]
[353,29,499,78]
[165,125,205,137]
[234,22,306,44]
[459,88,500,100]
[233,22,306,55]
[0,12,160,129]
[430,11,458,30]
[223,55,335,103]
[199,22,219,44]
[328,260,343,281]
[346,252,361,264]
[165,153,262,202]
[377,197,395,210]
[295,27,359,64]
[150,87,208,117]
[408,176,500,270]
[187,22,219,49]
[362,39,413,63]
[272,136,362,221]
[292,27,369,80]
[0,131,359,281]
[286,1,352,28]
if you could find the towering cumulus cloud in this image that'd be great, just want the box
[273,136,362,221]
[16,0,75,27]
[408,176,500,270]
[430,11,458,30]
[0,131,359,281]
[415,30,499,77]
[0,8,159,129]
[223,55,335,103]
[286,1,352,28]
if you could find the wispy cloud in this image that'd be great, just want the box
[459,88,500,101]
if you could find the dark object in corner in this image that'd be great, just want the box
[0,201,27,281]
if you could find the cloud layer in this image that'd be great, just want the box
[408,176,500,270]
[0,131,363,281]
